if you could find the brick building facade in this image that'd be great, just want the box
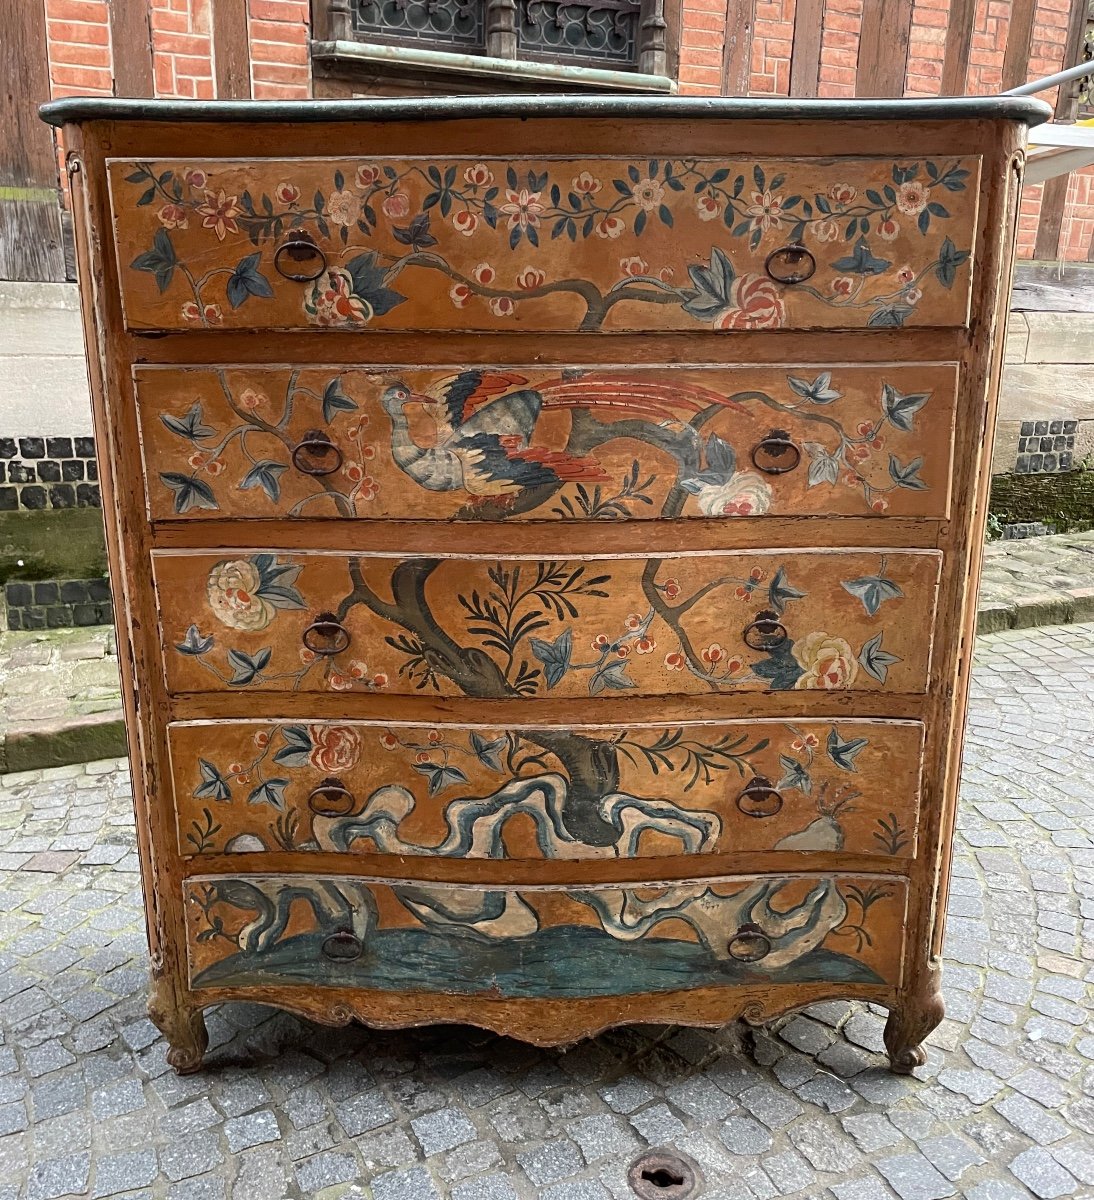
[33,0,1094,260]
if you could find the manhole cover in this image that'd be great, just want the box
[628,1149,701,1199]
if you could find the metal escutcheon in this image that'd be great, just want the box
[764,242,816,284]
[292,431,343,477]
[302,612,350,656]
[742,609,788,651]
[751,429,801,475]
[736,777,783,818]
[274,229,327,282]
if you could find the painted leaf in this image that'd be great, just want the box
[227,647,272,685]
[858,632,900,683]
[225,252,274,309]
[130,228,177,293]
[787,372,842,404]
[273,725,313,766]
[888,454,927,490]
[321,377,358,423]
[160,472,218,514]
[750,642,804,690]
[194,758,231,801]
[768,566,806,615]
[469,731,506,772]
[705,434,736,478]
[803,443,840,487]
[239,460,288,503]
[412,762,470,796]
[589,661,635,695]
[682,247,735,319]
[251,555,306,609]
[777,755,812,795]
[935,237,970,288]
[881,384,929,431]
[827,728,868,771]
[867,305,913,328]
[161,401,214,442]
[392,213,438,250]
[832,237,891,276]
[345,251,406,317]
[246,778,290,808]
[841,575,904,617]
[530,629,573,690]
[176,624,214,656]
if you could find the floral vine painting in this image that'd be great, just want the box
[172,718,922,862]
[136,363,957,522]
[110,155,979,331]
[154,549,941,699]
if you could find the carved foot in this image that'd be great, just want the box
[884,983,945,1075]
[148,982,209,1075]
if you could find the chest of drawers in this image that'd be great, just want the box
[42,94,1049,1074]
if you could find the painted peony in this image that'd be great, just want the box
[713,274,785,330]
[695,472,773,517]
[792,632,858,689]
[304,267,373,327]
[206,559,274,631]
[307,725,362,773]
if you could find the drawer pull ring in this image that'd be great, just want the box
[742,609,789,651]
[751,429,801,475]
[274,229,327,282]
[764,242,816,285]
[308,776,356,818]
[727,924,772,963]
[292,431,343,477]
[302,612,350,656]
[736,777,783,818]
[321,930,363,961]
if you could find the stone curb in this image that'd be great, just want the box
[3,583,1093,772]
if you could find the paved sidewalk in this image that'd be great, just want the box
[3,531,1093,773]
[0,621,1092,1200]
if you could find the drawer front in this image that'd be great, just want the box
[185,873,907,994]
[171,718,924,861]
[138,362,957,522]
[155,548,940,697]
[110,155,979,332]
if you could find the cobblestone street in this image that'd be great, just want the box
[0,623,1092,1200]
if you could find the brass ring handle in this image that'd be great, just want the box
[751,429,802,476]
[727,924,772,963]
[291,431,343,477]
[742,609,789,651]
[302,612,350,656]
[307,777,356,818]
[736,776,783,818]
[321,930,363,961]
[273,229,327,282]
[765,242,816,285]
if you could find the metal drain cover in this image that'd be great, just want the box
[628,1149,702,1199]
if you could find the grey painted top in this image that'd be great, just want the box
[40,94,1052,129]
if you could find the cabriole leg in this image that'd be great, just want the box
[884,971,944,1074]
[148,975,209,1075]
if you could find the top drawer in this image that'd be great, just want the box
[108,155,980,333]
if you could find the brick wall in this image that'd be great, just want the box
[39,0,1092,260]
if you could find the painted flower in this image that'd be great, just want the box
[713,274,785,330]
[661,578,680,600]
[452,210,478,236]
[595,216,625,239]
[828,182,857,205]
[701,644,726,667]
[355,475,380,501]
[254,731,270,747]
[489,297,516,317]
[871,497,889,512]
[187,451,223,476]
[181,301,202,323]
[464,163,494,187]
[372,673,389,689]
[734,584,754,600]
[300,647,316,664]
[592,634,610,650]
[516,267,545,290]
[615,644,631,658]
[620,256,648,277]
[206,559,274,632]
[500,188,543,231]
[831,276,855,297]
[792,632,859,689]
[633,179,665,212]
[307,725,362,773]
[694,472,773,518]
[904,286,923,305]
[355,164,382,188]
[304,267,373,327]
[624,613,645,631]
[813,218,839,242]
[202,303,223,326]
[572,171,602,194]
[329,672,352,691]
[896,265,915,285]
[895,180,929,216]
[697,195,720,221]
[328,188,358,227]
[343,463,365,483]
[275,182,300,204]
[239,388,268,411]
[196,189,242,240]
[382,192,411,219]
[450,283,472,308]
[184,168,207,189]
[749,567,766,582]
[635,637,656,654]
[878,217,900,240]
[380,731,400,751]
[414,751,432,764]
[790,733,820,751]
[473,262,496,285]
[157,203,188,229]
[664,651,686,671]
[746,190,784,233]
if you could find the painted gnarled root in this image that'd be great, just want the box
[884,984,944,1074]
[148,991,209,1075]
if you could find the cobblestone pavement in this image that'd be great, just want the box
[0,623,1092,1200]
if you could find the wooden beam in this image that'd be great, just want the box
[109,0,154,97]
[940,0,977,95]
[1001,0,1037,92]
[857,0,914,96]
[213,0,252,99]
[722,0,755,97]
[789,0,824,98]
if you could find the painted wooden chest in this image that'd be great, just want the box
[42,94,1049,1073]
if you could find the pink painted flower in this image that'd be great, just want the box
[697,195,720,221]
[195,189,241,240]
[450,283,472,308]
[327,188,358,227]
[473,262,496,285]
[181,301,202,323]
[355,164,382,188]
[878,217,900,240]
[516,267,545,290]
[499,188,544,232]
[713,274,785,331]
[489,297,516,318]
[831,276,856,297]
[635,637,656,654]
[275,182,300,204]
[702,644,725,667]
[184,167,207,189]
[382,192,411,219]
[571,171,601,194]
[896,179,929,216]
[202,303,223,326]
[595,216,625,239]
[828,182,857,205]
[664,651,686,671]
[329,672,352,691]
[380,731,400,751]
[661,578,680,600]
[904,287,923,304]
[624,613,644,631]
[239,388,267,411]
[592,634,610,650]
[452,210,478,236]
[632,179,665,212]
[745,190,784,233]
[303,267,372,327]
[157,203,188,229]
[355,475,379,501]
[897,265,915,284]
[464,163,494,187]
[813,218,839,242]
[620,256,648,277]
[307,725,361,772]
[371,672,389,689]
